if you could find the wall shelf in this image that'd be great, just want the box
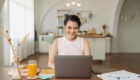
[57,9,93,26]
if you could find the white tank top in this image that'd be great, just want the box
[58,36,84,55]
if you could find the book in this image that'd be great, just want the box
[39,69,55,76]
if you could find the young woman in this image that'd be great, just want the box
[48,15,91,69]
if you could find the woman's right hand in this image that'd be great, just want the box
[48,62,55,69]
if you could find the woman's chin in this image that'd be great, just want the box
[69,35,76,39]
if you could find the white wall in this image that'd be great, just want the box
[35,0,119,34]
[118,0,140,53]
[111,0,125,53]
[0,0,5,67]
[0,0,5,9]
[35,0,121,53]
[0,11,2,66]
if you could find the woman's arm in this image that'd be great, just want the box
[48,39,58,69]
[83,38,91,55]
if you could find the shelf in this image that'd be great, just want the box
[57,9,93,26]
[57,16,64,18]
[57,10,70,12]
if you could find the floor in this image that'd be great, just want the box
[21,53,140,74]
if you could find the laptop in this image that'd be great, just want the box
[54,55,92,78]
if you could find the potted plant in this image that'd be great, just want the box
[59,26,63,35]
[78,30,82,35]
[83,31,87,35]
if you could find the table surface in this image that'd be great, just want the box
[0,67,101,80]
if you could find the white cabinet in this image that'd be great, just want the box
[87,38,105,61]
[39,35,55,54]
[39,35,107,61]
[105,37,111,53]
[39,35,49,53]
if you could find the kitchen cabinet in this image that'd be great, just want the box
[39,35,49,53]
[39,35,111,62]
[87,38,105,61]
[39,35,54,53]
[105,37,111,53]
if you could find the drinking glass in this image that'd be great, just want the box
[28,60,37,77]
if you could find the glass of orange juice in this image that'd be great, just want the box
[28,60,37,77]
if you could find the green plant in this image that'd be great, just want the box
[59,26,63,29]
[83,30,87,33]
[78,30,82,33]
[65,14,69,18]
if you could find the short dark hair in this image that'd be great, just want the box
[64,15,81,28]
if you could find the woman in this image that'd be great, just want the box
[48,15,91,69]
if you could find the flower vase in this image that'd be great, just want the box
[59,29,63,35]
[11,57,22,79]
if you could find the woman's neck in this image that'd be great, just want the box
[65,35,77,42]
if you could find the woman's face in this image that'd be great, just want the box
[65,21,79,39]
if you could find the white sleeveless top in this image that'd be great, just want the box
[58,36,84,55]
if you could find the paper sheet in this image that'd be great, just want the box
[97,70,140,80]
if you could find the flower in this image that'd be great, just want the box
[0,28,29,78]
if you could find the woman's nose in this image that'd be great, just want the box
[70,29,75,33]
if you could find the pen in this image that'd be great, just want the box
[108,76,130,80]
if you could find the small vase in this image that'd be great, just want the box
[59,29,63,35]
[12,56,22,79]
[10,61,21,79]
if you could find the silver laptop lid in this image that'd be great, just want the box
[55,55,92,78]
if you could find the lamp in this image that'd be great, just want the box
[72,1,76,5]
[76,3,81,7]
[66,0,82,7]
[66,3,71,7]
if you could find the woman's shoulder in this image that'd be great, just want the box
[55,36,65,44]
[79,37,88,44]
[77,37,86,41]
[57,36,65,41]
[83,38,88,41]
[52,38,58,44]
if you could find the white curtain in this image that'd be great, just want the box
[9,0,34,63]
[1,0,10,66]
[2,0,34,66]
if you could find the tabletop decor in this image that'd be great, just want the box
[0,28,29,79]
[56,25,64,36]
[102,24,107,35]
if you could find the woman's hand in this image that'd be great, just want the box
[48,62,55,69]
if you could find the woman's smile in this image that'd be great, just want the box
[65,21,79,40]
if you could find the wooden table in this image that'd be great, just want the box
[0,67,101,80]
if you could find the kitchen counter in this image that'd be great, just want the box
[39,34,112,58]
[55,34,112,38]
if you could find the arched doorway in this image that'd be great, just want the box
[118,0,140,53]
[112,0,125,53]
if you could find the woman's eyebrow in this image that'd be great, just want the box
[67,26,71,28]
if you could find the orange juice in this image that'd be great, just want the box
[28,64,37,77]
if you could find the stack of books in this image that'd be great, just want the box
[39,69,55,76]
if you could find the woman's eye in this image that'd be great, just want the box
[68,27,71,29]
[74,28,78,29]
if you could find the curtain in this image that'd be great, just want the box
[2,0,34,66]
[1,0,10,66]
[9,0,34,63]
